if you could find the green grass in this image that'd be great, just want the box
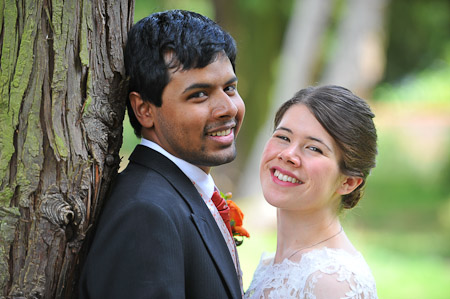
[369,247,450,299]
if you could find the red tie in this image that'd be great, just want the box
[211,190,233,237]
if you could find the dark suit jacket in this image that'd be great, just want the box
[79,145,242,298]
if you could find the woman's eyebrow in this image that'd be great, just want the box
[274,126,292,134]
[306,136,332,152]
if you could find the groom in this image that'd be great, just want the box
[78,10,245,299]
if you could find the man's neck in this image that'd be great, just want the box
[139,138,216,198]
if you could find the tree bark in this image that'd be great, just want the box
[0,0,133,298]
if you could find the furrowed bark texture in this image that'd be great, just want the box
[0,0,134,298]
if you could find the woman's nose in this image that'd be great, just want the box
[278,146,301,166]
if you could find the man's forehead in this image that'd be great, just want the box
[164,50,229,74]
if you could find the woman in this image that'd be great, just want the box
[245,85,378,298]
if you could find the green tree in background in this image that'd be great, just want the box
[384,0,450,82]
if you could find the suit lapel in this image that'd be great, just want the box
[190,213,241,298]
[129,145,241,298]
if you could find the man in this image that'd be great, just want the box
[79,10,245,299]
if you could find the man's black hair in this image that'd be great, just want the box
[124,10,237,137]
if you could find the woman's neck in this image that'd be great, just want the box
[274,209,342,263]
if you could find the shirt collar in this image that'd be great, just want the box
[140,138,215,199]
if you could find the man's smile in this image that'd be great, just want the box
[208,128,232,136]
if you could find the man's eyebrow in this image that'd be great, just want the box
[183,83,211,94]
[182,76,238,94]
[225,76,238,85]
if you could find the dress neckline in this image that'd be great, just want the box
[269,246,362,266]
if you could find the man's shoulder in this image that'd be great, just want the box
[128,144,170,166]
[106,145,203,210]
[101,164,184,221]
[111,155,191,202]
[115,161,176,195]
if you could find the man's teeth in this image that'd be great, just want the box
[210,128,231,136]
[274,170,300,184]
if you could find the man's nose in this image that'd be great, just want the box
[212,92,239,119]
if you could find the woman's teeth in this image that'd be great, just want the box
[274,169,300,184]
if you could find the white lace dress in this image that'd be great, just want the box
[244,247,377,299]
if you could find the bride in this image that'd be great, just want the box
[245,85,378,298]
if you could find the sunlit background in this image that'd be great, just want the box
[121,1,450,298]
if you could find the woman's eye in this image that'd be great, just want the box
[308,146,323,154]
[275,135,290,142]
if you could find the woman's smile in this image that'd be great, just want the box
[271,167,303,185]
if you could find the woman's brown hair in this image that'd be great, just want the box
[274,85,378,209]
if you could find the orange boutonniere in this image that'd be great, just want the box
[221,192,250,245]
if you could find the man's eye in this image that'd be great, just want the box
[224,85,236,94]
[188,91,207,99]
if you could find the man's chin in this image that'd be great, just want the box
[192,150,237,168]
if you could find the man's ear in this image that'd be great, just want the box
[337,176,363,195]
[129,92,154,128]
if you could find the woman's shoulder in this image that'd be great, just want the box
[301,247,378,298]
[298,247,375,278]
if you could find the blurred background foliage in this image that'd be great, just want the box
[123,0,450,297]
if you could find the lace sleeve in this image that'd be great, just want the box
[304,267,377,299]
[304,271,351,298]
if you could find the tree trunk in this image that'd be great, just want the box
[0,0,133,298]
